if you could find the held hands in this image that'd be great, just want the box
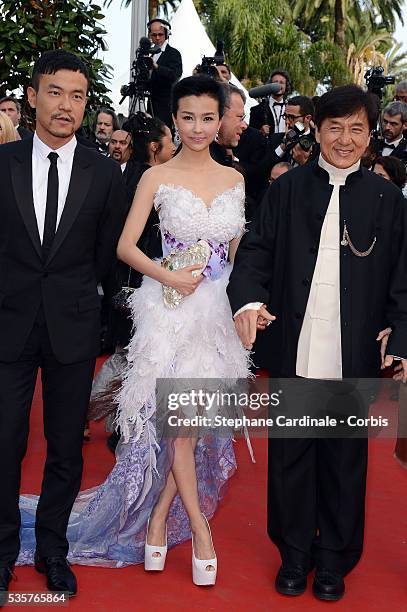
[164,264,204,296]
[234,305,276,350]
[376,327,407,383]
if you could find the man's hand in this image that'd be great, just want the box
[234,306,276,350]
[260,124,270,136]
[292,143,312,165]
[383,355,407,383]
[256,305,275,330]
[376,327,391,368]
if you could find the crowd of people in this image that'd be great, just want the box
[0,17,407,605]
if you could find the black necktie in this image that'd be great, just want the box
[42,152,59,261]
[384,142,396,149]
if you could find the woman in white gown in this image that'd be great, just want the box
[19,75,251,586]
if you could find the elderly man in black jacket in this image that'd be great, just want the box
[228,85,407,602]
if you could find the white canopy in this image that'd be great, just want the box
[170,0,256,113]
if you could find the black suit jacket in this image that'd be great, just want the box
[249,99,286,134]
[228,161,407,377]
[374,137,407,164]
[17,125,33,140]
[0,139,127,363]
[149,44,183,127]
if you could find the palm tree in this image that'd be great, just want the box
[291,0,404,55]
[346,12,394,85]
[204,0,348,91]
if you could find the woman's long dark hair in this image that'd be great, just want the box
[122,112,167,164]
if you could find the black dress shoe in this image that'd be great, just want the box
[34,555,77,597]
[313,568,345,601]
[0,566,14,607]
[275,565,308,596]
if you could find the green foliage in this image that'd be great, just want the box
[0,0,113,127]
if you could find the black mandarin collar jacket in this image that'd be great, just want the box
[227,160,407,377]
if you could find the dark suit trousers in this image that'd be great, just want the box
[0,311,95,564]
[267,381,368,576]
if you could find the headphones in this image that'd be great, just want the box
[268,69,292,97]
[147,18,171,40]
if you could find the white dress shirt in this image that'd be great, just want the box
[269,98,286,133]
[32,133,77,242]
[152,39,167,65]
[296,155,360,379]
[381,136,403,157]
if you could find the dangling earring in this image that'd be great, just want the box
[215,128,220,140]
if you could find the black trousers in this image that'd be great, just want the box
[0,313,95,564]
[267,379,369,576]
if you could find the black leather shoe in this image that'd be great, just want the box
[0,566,14,607]
[313,568,345,601]
[34,555,77,597]
[275,565,308,596]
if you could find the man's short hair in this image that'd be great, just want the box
[382,101,407,123]
[395,80,407,94]
[314,85,379,132]
[31,49,89,92]
[274,161,292,172]
[286,95,314,117]
[224,83,246,108]
[94,107,120,131]
[0,96,21,113]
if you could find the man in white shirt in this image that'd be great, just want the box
[228,85,407,601]
[249,70,291,136]
[0,50,127,599]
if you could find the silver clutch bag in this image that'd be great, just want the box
[161,240,211,308]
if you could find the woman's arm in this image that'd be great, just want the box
[117,171,203,295]
[228,236,241,263]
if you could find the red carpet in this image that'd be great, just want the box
[15,361,407,610]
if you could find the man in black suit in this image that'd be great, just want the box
[228,85,407,601]
[0,96,32,140]
[0,50,127,599]
[249,70,290,136]
[147,18,182,128]
[374,101,407,164]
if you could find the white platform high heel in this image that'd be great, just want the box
[144,518,168,571]
[192,514,217,586]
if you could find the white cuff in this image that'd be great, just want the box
[233,302,263,318]
[275,145,284,157]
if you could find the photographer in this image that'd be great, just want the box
[268,95,317,168]
[147,18,182,128]
[249,70,291,135]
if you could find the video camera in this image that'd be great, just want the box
[284,122,315,152]
[196,40,225,78]
[364,66,395,99]
[120,37,161,104]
